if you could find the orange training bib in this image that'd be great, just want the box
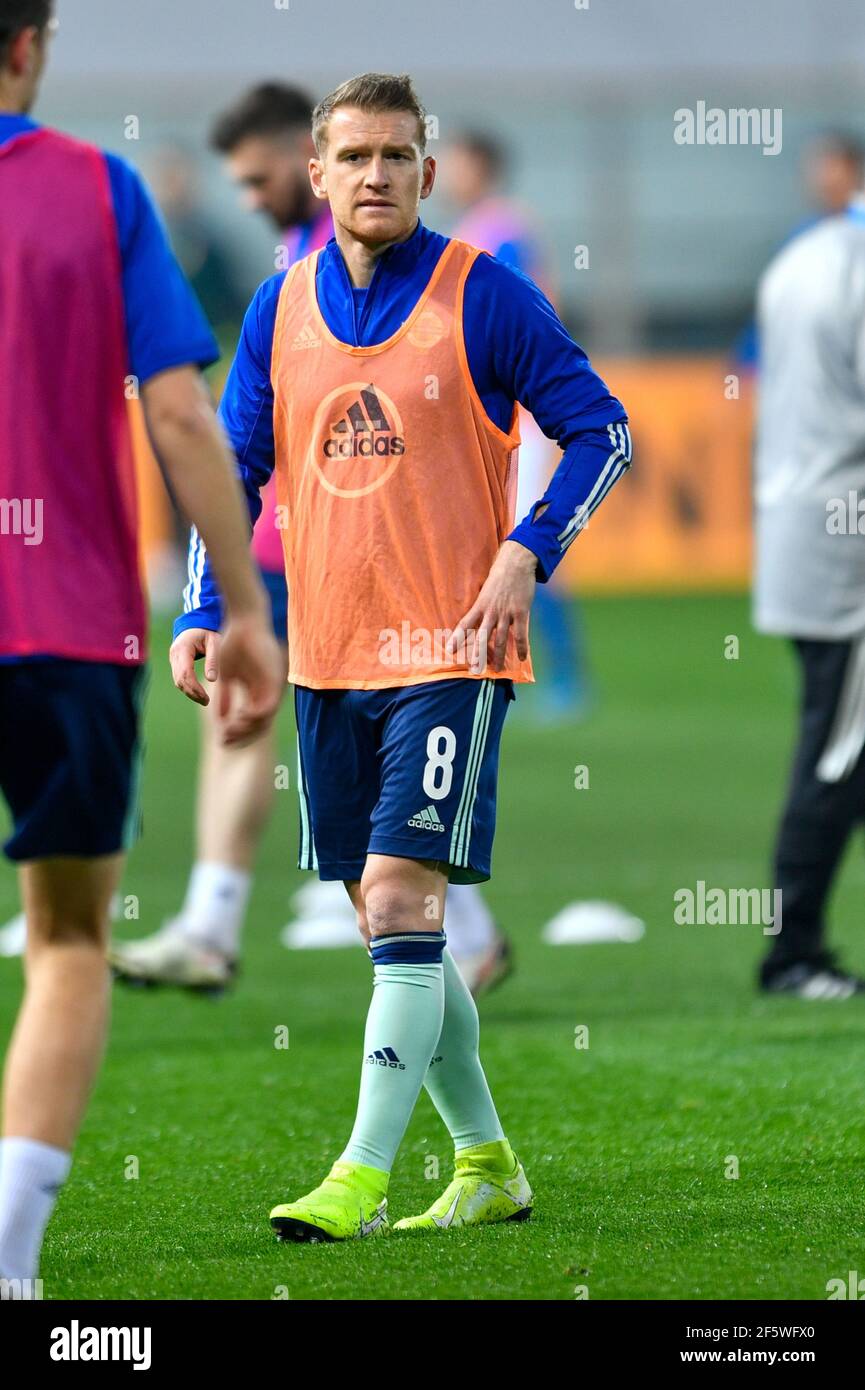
[270,237,534,690]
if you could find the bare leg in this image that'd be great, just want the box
[4,854,122,1147]
[196,651,288,871]
[0,854,122,1286]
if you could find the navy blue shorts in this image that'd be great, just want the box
[0,660,148,862]
[261,567,288,643]
[294,677,514,885]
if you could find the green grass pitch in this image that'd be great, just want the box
[2,594,865,1301]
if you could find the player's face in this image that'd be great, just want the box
[310,108,435,248]
[443,144,490,208]
[804,149,862,216]
[225,132,315,231]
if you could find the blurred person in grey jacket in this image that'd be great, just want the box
[753,193,865,999]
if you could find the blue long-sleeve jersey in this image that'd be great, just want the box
[176,218,630,637]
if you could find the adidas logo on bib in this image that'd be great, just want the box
[325,386,405,459]
[291,321,320,350]
[407,805,446,832]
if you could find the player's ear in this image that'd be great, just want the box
[309,157,327,199]
[420,155,436,201]
[8,26,37,76]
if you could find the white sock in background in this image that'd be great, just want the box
[0,1137,71,1281]
[179,861,252,956]
[445,884,498,960]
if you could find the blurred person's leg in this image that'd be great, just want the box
[0,855,121,1286]
[108,667,286,990]
[182,684,283,948]
[760,637,865,995]
[442,882,514,996]
[177,580,290,954]
[532,581,590,716]
[109,568,290,989]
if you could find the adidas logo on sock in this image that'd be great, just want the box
[291,321,320,350]
[407,805,446,833]
[365,1047,406,1070]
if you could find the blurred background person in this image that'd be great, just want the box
[802,130,865,219]
[735,129,865,372]
[752,177,865,999]
[143,144,249,614]
[210,80,333,263]
[147,143,247,337]
[443,128,591,719]
[108,83,513,997]
[109,82,335,992]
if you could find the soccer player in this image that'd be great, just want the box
[172,72,631,1239]
[753,179,865,999]
[0,1,283,1292]
[111,83,514,997]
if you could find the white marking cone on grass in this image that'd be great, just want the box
[542,901,645,945]
[281,877,363,950]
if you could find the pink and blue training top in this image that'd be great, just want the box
[250,203,333,575]
[0,114,218,666]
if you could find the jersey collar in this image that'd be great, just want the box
[0,113,39,148]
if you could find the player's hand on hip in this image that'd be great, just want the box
[215,613,285,747]
[448,540,537,674]
[169,628,221,705]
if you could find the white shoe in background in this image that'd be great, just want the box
[108,918,236,993]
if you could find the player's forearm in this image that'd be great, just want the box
[508,424,632,581]
[142,372,266,620]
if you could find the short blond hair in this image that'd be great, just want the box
[312,72,426,155]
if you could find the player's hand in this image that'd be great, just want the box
[169,627,221,706]
[214,612,285,747]
[447,540,537,674]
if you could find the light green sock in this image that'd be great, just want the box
[424,948,505,1152]
[341,959,445,1173]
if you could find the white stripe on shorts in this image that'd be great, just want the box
[816,635,865,783]
[450,680,494,868]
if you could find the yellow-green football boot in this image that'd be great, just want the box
[270,1160,389,1243]
[394,1140,532,1232]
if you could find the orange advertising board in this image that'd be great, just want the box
[560,357,754,592]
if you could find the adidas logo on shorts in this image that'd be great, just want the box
[407,805,446,832]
